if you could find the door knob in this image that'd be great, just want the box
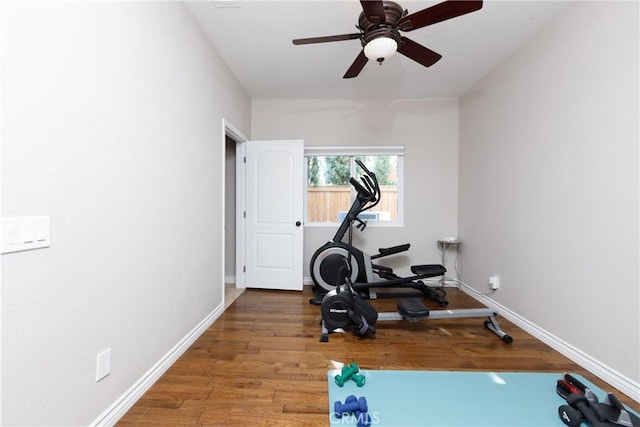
[295,221,302,227]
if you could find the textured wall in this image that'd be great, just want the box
[459,1,639,395]
[1,2,250,424]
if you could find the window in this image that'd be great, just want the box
[304,146,404,225]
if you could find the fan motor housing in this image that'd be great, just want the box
[358,1,404,46]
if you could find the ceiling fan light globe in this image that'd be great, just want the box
[364,37,398,63]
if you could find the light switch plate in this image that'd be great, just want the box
[1,216,50,254]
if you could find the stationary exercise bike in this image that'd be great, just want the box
[309,160,448,306]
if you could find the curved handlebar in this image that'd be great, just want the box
[349,177,372,199]
[350,158,381,206]
[362,175,375,195]
[355,159,372,175]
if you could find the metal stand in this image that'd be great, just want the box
[437,238,461,286]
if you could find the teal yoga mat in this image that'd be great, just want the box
[327,370,633,427]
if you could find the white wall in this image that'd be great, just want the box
[1,2,251,425]
[459,1,639,398]
[251,98,459,279]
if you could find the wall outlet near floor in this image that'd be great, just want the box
[489,275,500,290]
[96,348,111,382]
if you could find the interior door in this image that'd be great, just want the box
[245,140,304,291]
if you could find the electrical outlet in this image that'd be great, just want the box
[489,275,500,290]
[96,348,111,382]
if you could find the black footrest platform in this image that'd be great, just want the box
[411,264,446,277]
[397,298,430,318]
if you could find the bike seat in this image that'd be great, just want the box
[411,264,446,277]
[397,298,430,318]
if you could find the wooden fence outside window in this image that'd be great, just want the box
[307,186,397,222]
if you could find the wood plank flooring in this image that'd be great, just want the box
[117,286,639,426]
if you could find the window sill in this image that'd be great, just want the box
[304,222,404,228]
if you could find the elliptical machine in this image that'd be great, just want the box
[310,160,448,306]
[317,161,513,344]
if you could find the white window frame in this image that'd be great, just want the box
[304,145,404,227]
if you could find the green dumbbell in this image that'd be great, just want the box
[335,362,366,387]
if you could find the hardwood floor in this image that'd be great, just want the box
[117,286,639,426]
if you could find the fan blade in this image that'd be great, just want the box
[360,0,386,24]
[398,0,483,31]
[343,50,369,79]
[293,33,361,45]
[397,37,442,67]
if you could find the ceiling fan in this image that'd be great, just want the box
[292,0,483,78]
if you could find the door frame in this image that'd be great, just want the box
[222,119,248,297]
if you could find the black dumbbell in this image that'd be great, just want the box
[564,394,607,427]
[558,404,583,427]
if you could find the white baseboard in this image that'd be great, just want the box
[224,275,236,285]
[463,288,640,403]
[90,302,226,427]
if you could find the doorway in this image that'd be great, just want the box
[222,119,247,308]
[222,122,303,298]
[224,135,241,307]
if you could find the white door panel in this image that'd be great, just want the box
[245,140,303,290]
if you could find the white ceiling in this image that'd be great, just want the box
[184,0,573,99]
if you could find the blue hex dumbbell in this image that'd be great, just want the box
[354,406,372,427]
[334,395,368,418]
[356,412,372,427]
